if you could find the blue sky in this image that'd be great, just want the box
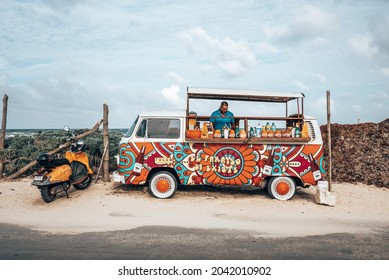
[0,0,388,128]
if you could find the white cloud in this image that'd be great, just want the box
[262,25,290,42]
[0,56,8,69]
[253,42,278,54]
[0,73,9,89]
[347,14,389,78]
[348,34,378,59]
[292,80,309,91]
[351,104,362,114]
[311,36,329,48]
[368,91,389,105]
[339,92,355,101]
[380,68,389,78]
[178,27,256,78]
[1,1,388,127]
[167,72,187,85]
[294,5,332,34]
[160,84,183,106]
[311,73,326,83]
[262,4,334,45]
[369,14,389,60]
[306,96,336,124]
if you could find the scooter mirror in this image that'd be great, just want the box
[64,126,70,132]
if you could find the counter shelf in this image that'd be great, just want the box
[185,136,310,144]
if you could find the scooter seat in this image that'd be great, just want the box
[37,154,70,167]
[51,158,70,166]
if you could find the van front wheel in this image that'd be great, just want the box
[267,177,296,201]
[149,171,177,199]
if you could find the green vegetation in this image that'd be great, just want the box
[1,130,124,177]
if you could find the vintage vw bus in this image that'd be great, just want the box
[112,87,325,200]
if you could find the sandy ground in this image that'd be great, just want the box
[0,178,388,237]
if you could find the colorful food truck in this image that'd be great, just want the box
[113,87,325,200]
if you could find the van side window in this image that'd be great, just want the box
[148,118,180,139]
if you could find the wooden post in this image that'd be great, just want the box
[327,90,332,192]
[103,104,109,182]
[0,94,8,179]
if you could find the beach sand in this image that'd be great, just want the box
[0,178,388,237]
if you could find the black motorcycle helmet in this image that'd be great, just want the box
[37,153,52,166]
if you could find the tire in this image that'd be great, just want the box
[267,177,296,201]
[148,171,177,199]
[40,186,57,203]
[73,175,92,190]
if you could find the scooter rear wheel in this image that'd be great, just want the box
[73,175,92,190]
[40,186,57,203]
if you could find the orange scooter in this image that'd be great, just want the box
[32,127,93,203]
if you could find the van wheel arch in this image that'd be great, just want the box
[147,167,180,185]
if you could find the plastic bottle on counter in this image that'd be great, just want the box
[267,122,276,137]
[249,126,255,138]
[295,124,301,138]
[201,122,208,138]
[207,122,214,138]
[271,122,276,131]
[239,129,247,138]
[261,125,267,137]
[302,121,309,138]
[257,123,262,138]
[235,126,239,138]
[223,124,229,139]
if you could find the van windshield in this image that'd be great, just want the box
[124,116,139,137]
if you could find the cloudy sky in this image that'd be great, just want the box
[1,0,388,129]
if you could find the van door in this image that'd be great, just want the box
[118,117,182,185]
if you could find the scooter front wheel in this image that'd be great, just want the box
[73,175,92,190]
[40,186,57,203]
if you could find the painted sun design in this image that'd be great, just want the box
[199,144,257,185]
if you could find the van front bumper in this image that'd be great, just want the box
[112,171,125,184]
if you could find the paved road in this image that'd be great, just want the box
[1,223,388,260]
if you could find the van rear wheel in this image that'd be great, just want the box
[267,177,296,201]
[148,171,177,199]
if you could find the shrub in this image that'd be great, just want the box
[1,129,124,177]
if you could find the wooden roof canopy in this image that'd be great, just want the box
[187,87,305,103]
[186,87,305,117]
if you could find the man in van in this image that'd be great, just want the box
[210,101,235,130]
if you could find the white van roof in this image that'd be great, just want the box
[139,110,186,118]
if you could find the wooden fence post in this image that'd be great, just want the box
[327,90,332,192]
[0,94,8,179]
[103,104,109,182]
